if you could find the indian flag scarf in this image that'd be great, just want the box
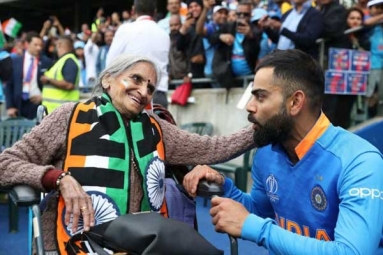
[56,93,168,254]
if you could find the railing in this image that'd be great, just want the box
[316,23,382,68]
[169,75,254,89]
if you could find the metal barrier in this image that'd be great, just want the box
[168,75,254,89]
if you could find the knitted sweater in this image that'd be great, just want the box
[0,103,255,252]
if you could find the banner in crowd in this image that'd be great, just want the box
[325,48,370,95]
[2,18,22,38]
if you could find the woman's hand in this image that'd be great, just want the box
[59,175,95,233]
[183,165,225,197]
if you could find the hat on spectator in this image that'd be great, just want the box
[268,10,281,20]
[74,41,85,49]
[367,0,383,7]
[251,8,268,23]
[186,0,202,8]
[213,5,229,14]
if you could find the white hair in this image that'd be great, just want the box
[92,54,161,97]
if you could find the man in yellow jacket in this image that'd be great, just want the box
[40,36,80,113]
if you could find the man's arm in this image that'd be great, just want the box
[241,152,383,254]
[41,58,78,90]
[280,10,324,48]
[322,5,347,39]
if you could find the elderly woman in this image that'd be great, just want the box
[0,54,254,254]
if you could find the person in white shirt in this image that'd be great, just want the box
[107,0,171,108]
[84,32,101,89]
[158,0,186,34]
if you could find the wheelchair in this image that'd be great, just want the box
[2,105,239,255]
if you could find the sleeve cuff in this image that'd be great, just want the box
[241,214,276,244]
[223,177,234,195]
[42,169,64,191]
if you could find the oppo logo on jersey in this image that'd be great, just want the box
[349,188,383,199]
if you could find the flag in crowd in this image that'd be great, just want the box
[2,18,22,38]
[0,20,6,48]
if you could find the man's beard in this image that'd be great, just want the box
[249,106,293,147]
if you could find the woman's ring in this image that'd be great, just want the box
[80,206,88,211]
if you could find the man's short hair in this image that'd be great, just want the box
[134,0,157,16]
[26,31,41,43]
[57,36,74,50]
[255,49,324,112]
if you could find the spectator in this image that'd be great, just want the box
[84,32,101,89]
[77,23,90,41]
[183,49,383,254]
[251,8,276,61]
[0,48,12,106]
[107,12,122,32]
[196,1,229,83]
[91,7,106,33]
[5,32,52,119]
[260,0,323,59]
[169,14,190,81]
[228,9,238,22]
[40,36,80,113]
[122,10,133,23]
[73,40,87,88]
[10,39,24,57]
[43,37,59,61]
[209,0,261,88]
[40,16,65,41]
[346,7,370,51]
[365,0,383,116]
[319,0,354,127]
[355,0,371,18]
[96,29,114,76]
[107,0,170,108]
[158,0,186,33]
[177,0,206,81]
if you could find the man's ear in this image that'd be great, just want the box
[289,90,305,116]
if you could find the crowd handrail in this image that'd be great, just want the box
[168,75,254,89]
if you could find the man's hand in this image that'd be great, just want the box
[40,75,49,84]
[29,95,42,105]
[179,17,195,34]
[59,175,95,232]
[183,165,224,197]
[203,0,215,9]
[236,21,253,38]
[210,197,250,237]
[219,34,234,46]
[7,108,18,118]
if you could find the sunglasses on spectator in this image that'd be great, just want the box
[236,12,251,17]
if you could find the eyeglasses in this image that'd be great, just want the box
[236,12,251,17]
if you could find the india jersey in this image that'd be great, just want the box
[223,115,383,254]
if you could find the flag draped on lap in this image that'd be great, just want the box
[2,18,22,38]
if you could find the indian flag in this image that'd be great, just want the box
[0,20,6,48]
[2,18,22,38]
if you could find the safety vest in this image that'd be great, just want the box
[42,53,80,114]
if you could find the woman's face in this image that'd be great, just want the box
[103,62,157,118]
[347,10,363,28]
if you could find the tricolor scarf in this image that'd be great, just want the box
[56,93,168,254]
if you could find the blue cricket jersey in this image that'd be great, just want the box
[223,113,383,254]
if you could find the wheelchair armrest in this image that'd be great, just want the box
[8,185,41,207]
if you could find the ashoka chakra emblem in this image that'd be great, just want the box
[62,191,120,236]
[146,157,166,211]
